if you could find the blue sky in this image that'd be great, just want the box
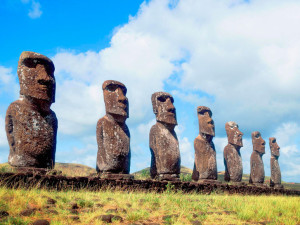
[1,0,300,182]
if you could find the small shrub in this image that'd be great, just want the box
[180,173,192,182]
[78,199,94,208]
[166,182,175,193]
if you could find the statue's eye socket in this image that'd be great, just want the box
[199,110,211,117]
[106,84,118,92]
[255,134,260,138]
[157,96,167,102]
[23,58,38,68]
[272,140,276,143]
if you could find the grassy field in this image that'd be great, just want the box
[0,163,300,224]
[0,187,299,225]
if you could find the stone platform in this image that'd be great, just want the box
[0,172,299,196]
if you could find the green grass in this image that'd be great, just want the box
[0,187,299,225]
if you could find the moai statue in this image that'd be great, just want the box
[96,80,132,179]
[5,51,57,169]
[149,92,180,181]
[192,106,219,183]
[249,131,265,185]
[224,121,243,182]
[269,137,283,188]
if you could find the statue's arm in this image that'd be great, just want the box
[149,125,157,153]
[5,105,16,152]
[51,110,58,163]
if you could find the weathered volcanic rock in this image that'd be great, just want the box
[96,80,130,175]
[192,106,217,181]
[6,51,57,169]
[0,211,9,218]
[224,121,243,182]
[33,220,50,225]
[149,92,180,181]
[269,137,283,188]
[250,131,265,184]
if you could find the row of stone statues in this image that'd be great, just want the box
[4,51,282,188]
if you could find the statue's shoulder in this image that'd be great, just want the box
[150,122,163,134]
[194,135,203,143]
[97,116,109,126]
[223,143,232,153]
[6,100,23,115]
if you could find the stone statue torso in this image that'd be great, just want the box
[6,99,57,168]
[96,115,130,174]
[250,151,265,184]
[192,135,217,180]
[149,122,180,178]
[224,143,243,182]
[270,156,281,185]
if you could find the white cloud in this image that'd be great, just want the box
[6,0,298,180]
[179,136,193,168]
[28,0,42,19]
[0,116,7,147]
[110,0,300,136]
[271,122,300,153]
[283,162,300,177]
[0,66,18,98]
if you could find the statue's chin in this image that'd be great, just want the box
[108,113,127,123]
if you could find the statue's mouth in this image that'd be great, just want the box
[117,103,127,110]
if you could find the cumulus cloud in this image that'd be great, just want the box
[47,0,300,180]
[179,136,194,168]
[0,66,18,98]
[21,0,42,19]
[28,1,42,19]
[0,116,7,147]
[112,0,300,136]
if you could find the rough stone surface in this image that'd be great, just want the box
[46,197,56,205]
[68,215,80,221]
[0,211,9,218]
[96,80,130,175]
[192,106,217,181]
[250,131,265,184]
[0,172,299,196]
[97,214,123,223]
[32,220,50,225]
[20,208,36,216]
[6,51,57,169]
[149,92,180,181]
[224,121,243,182]
[269,137,282,188]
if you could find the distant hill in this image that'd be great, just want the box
[1,162,299,190]
[134,167,300,191]
[132,166,193,180]
[0,162,96,177]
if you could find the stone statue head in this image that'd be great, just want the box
[17,51,55,103]
[197,106,215,137]
[252,131,265,154]
[225,121,243,147]
[269,137,280,157]
[102,80,129,123]
[151,92,177,125]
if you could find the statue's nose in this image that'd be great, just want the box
[117,88,127,102]
[37,64,51,82]
[166,98,175,111]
